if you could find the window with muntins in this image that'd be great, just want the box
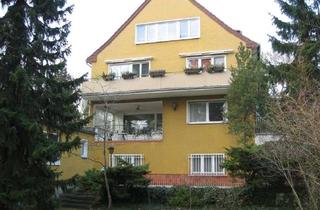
[186,56,226,69]
[111,154,144,167]
[136,17,200,44]
[188,100,226,123]
[109,62,149,79]
[189,154,225,176]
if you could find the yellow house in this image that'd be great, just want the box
[59,0,259,186]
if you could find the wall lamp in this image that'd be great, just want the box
[172,102,178,111]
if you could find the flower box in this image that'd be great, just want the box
[122,72,136,80]
[102,72,115,81]
[149,69,166,78]
[184,68,203,75]
[207,65,225,73]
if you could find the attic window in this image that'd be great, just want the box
[136,17,200,44]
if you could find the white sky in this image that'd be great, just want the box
[65,0,283,78]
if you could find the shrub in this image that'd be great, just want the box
[75,162,150,204]
[76,168,104,193]
[168,186,202,207]
[224,144,294,207]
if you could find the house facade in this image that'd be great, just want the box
[59,0,259,186]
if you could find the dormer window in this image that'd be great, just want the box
[136,17,200,44]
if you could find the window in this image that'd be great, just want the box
[80,139,88,158]
[136,17,200,43]
[213,56,225,67]
[123,113,162,134]
[180,20,189,38]
[111,154,144,167]
[109,62,150,79]
[93,107,114,141]
[136,25,146,42]
[109,62,149,79]
[46,133,61,166]
[186,56,226,69]
[188,100,226,123]
[189,154,225,176]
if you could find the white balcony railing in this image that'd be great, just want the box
[94,126,162,141]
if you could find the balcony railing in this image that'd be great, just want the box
[94,125,163,141]
[255,118,271,134]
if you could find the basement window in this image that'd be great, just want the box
[189,154,225,176]
[110,154,144,167]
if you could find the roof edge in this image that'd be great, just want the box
[86,0,152,64]
[86,0,260,64]
[189,0,259,50]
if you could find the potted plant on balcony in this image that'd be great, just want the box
[121,72,136,80]
[102,72,115,81]
[149,69,166,78]
[206,64,225,73]
[184,67,203,75]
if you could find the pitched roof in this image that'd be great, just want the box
[86,0,259,64]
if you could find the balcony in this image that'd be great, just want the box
[93,101,163,142]
[255,118,280,145]
[81,71,231,101]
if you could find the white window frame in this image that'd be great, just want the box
[93,105,114,142]
[189,153,225,176]
[186,99,227,124]
[135,17,200,44]
[110,154,144,167]
[185,55,227,70]
[80,139,88,159]
[108,61,151,79]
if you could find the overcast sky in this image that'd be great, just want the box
[66,0,283,78]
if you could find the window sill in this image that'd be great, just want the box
[189,173,226,177]
[187,121,227,125]
[136,36,200,45]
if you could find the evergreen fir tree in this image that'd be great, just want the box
[227,43,269,143]
[0,0,88,209]
[270,0,320,93]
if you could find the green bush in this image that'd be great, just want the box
[166,186,243,208]
[76,169,104,193]
[224,144,293,207]
[148,187,174,204]
[74,162,150,204]
[168,186,202,207]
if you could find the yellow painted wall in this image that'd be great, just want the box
[91,0,245,78]
[58,0,248,179]
[80,96,237,176]
[57,132,95,179]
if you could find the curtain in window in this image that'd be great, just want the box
[189,102,206,122]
